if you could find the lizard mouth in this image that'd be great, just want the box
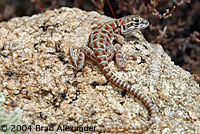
[122,23,149,35]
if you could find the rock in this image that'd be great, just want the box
[0,7,199,133]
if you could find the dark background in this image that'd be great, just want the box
[0,0,199,81]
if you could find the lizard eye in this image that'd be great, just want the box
[134,19,139,23]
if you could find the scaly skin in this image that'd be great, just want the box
[70,15,155,133]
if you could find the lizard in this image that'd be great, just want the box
[70,15,155,133]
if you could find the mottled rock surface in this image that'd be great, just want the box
[0,7,199,134]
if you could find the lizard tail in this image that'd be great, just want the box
[96,65,155,132]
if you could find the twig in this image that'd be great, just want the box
[32,0,45,13]
[106,0,115,18]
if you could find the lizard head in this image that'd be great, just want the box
[120,15,149,35]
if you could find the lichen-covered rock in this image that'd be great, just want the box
[0,7,199,133]
[0,93,23,134]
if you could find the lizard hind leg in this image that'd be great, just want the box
[70,45,97,70]
[70,46,85,71]
[107,45,115,62]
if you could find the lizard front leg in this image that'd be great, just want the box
[114,44,128,68]
[113,34,129,68]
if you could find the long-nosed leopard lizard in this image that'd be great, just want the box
[70,15,155,133]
